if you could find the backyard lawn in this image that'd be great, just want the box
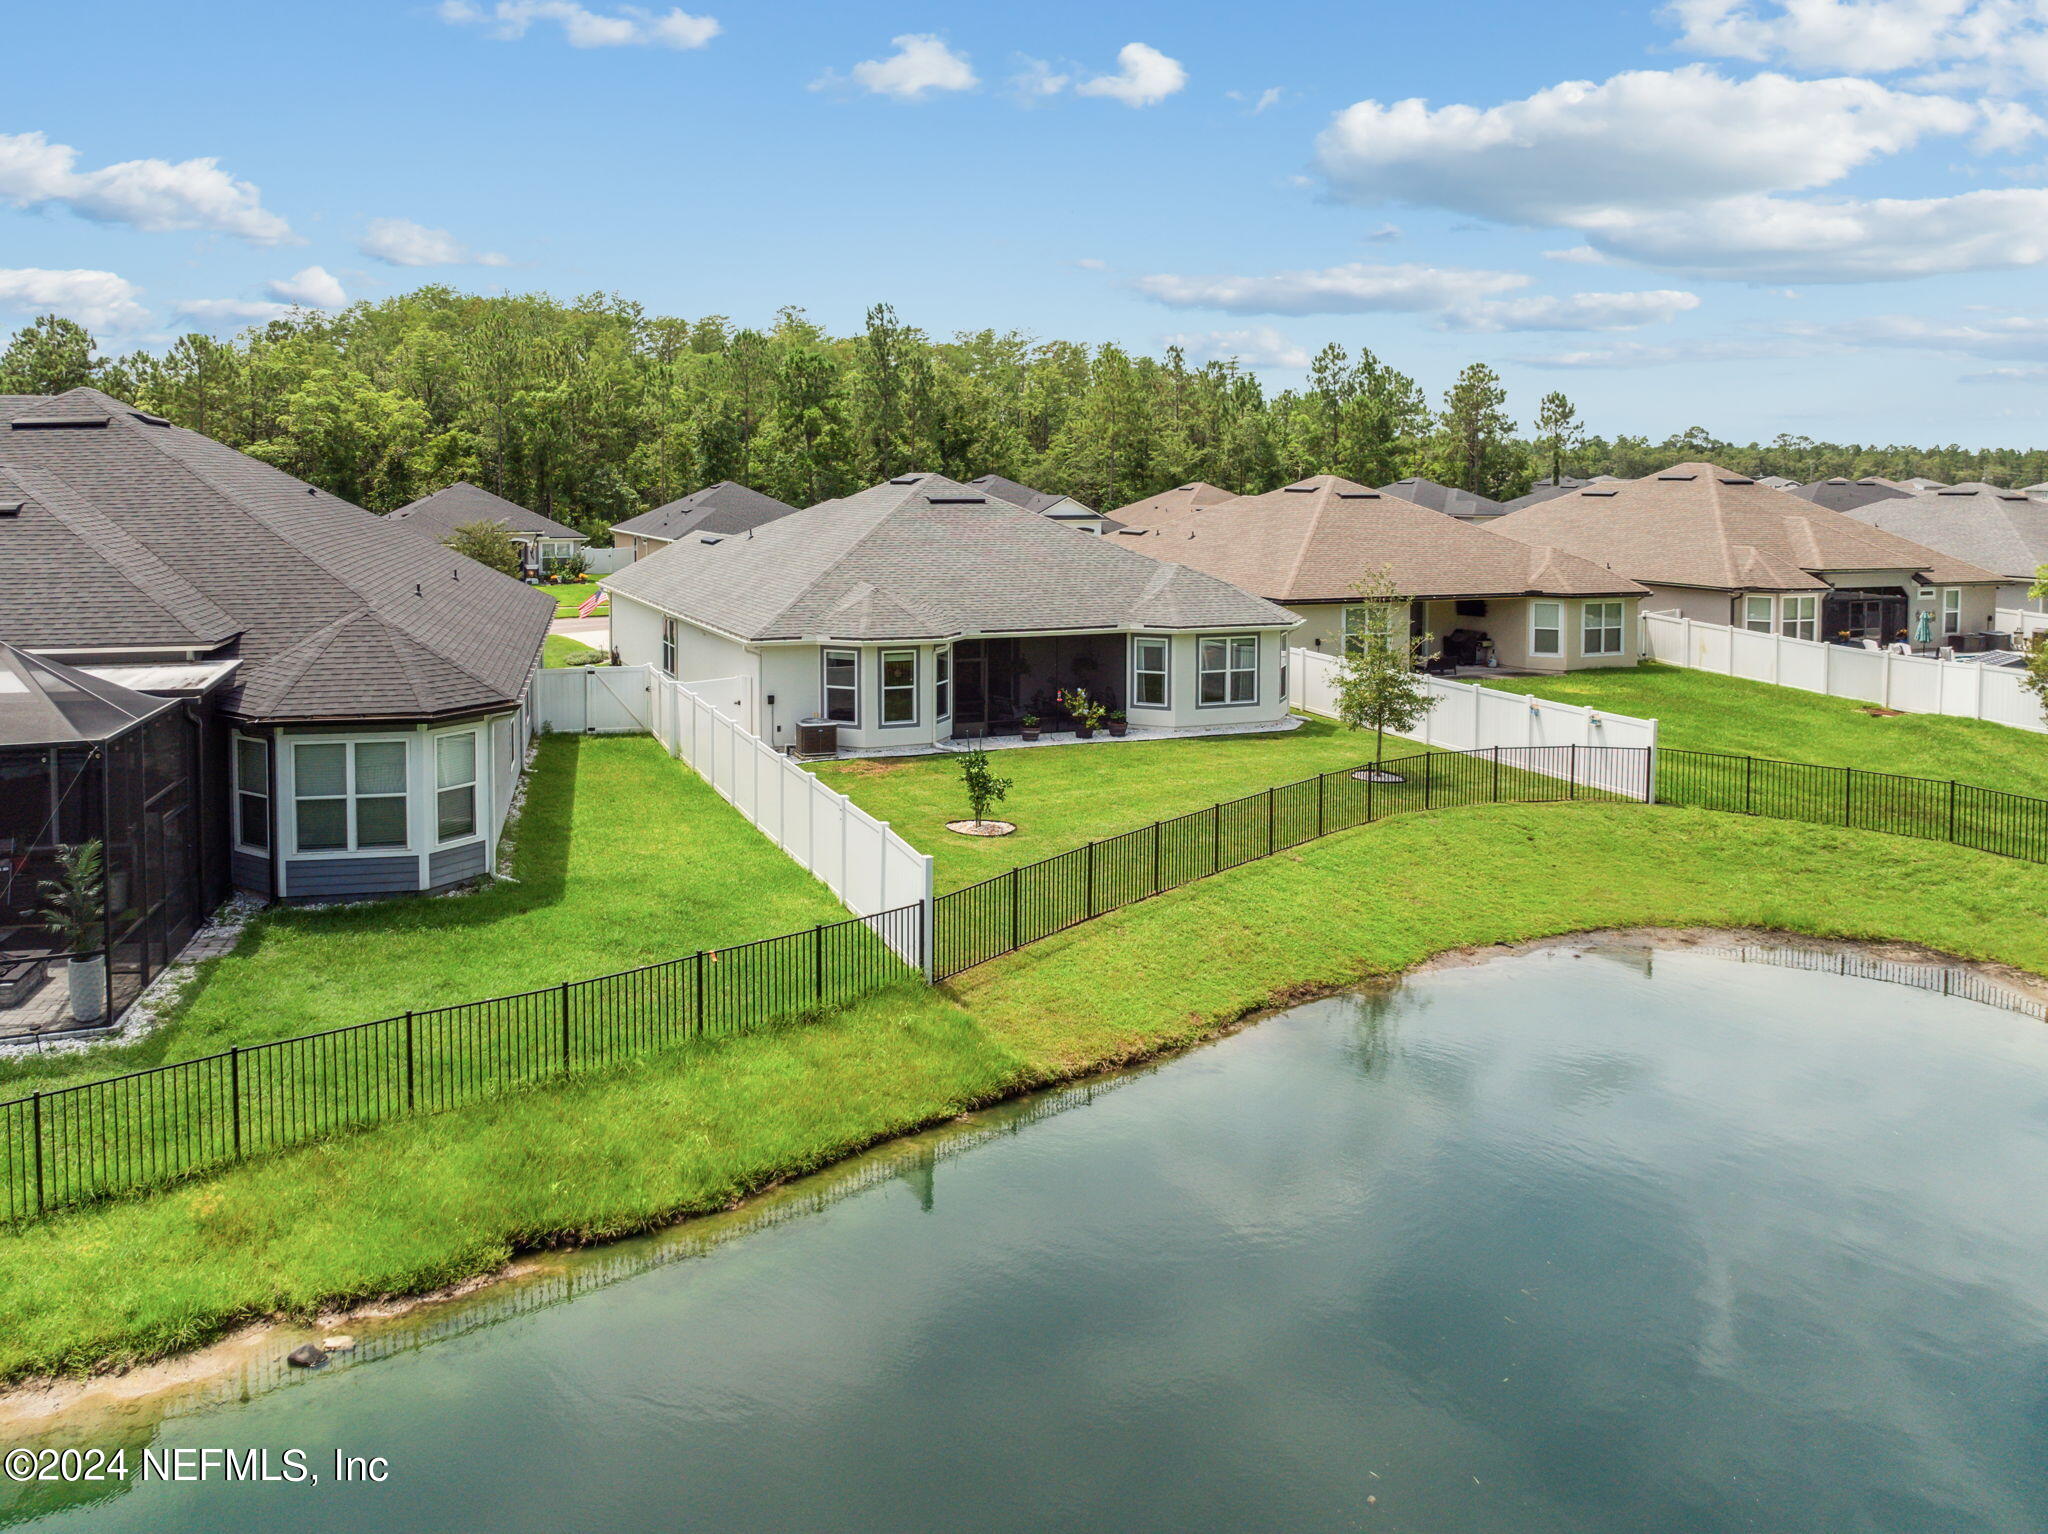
[1479,662,2048,799]
[545,579,607,617]
[543,633,607,667]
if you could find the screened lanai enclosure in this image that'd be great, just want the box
[0,646,218,1039]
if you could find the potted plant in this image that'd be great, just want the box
[38,840,106,1025]
[1058,687,1107,739]
[1020,713,1041,742]
[1107,709,1128,737]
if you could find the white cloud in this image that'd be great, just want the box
[1666,0,2048,90]
[1009,57,1071,103]
[437,1,719,48]
[1075,42,1187,107]
[1450,289,1703,331]
[1227,86,1288,114]
[1363,223,1403,243]
[1543,245,1609,264]
[0,130,292,245]
[265,265,347,308]
[1161,326,1312,369]
[1803,310,2048,360]
[1515,336,1820,368]
[359,217,510,268]
[1960,365,2048,383]
[819,35,978,101]
[173,297,297,325]
[1074,257,1109,270]
[1136,261,1530,315]
[0,269,148,331]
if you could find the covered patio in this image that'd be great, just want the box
[950,632,1130,739]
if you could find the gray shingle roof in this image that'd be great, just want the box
[1781,478,1910,514]
[1841,483,2048,581]
[1376,477,1507,519]
[966,474,1094,518]
[1498,475,1620,514]
[0,389,553,724]
[389,482,586,541]
[609,481,799,543]
[602,472,1297,641]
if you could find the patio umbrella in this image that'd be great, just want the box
[1913,608,1934,645]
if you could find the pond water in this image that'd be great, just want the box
[9,941,2048,1532]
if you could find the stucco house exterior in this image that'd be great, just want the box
[608,481,799,563]
[0,388,553,915]
[1109,474,1648,673]
[388,482,587,575]
[1840,483,2048,626]
[600,472,1301,752]
[1490,463,2005,645]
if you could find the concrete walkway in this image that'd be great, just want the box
[550,617,610,646]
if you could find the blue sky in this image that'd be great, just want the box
[7,0,2048,444]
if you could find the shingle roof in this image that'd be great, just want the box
[601,472,1297,641]
[389,482,585,541]
[1489,461,2003,592]
[1841,483,2048,582]
[1781,477,1910,514]
[1498,475,1622,514]
[966,474,1094,518]
[1105,482,1240,525]
[0,389,553,724]
[608,481,799,543]
[1376,477,1507,519]
[1107,475,1648,603]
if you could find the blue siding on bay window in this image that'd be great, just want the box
[427,841,488,889]
[282,856,421,899]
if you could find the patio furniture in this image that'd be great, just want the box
[0,959,44,1007]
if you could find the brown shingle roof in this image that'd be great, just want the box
[389,482,586,541]
[1106,474,1648,602]
[1107,482,1239,526]
[1489,462,2002,591]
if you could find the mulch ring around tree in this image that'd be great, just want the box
[946,820,1018,837]
[1350,769,1406,783]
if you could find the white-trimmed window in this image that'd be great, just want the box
[1743,595,1774,633]
[1341,603,1400,655]
[659,619,678,677]
[1942,587,1962,635]
[1530,601,1563,657]
[823,649,858,723]
[1198,635,1259,705]
[294,740,408,853]
[1781,595,1818,641]
[234,735,269,852]
[436,732,479,843]
[1581,601,1625,656]
[935,647,951,720]
[881,648,917,726]
[1132,636,1170,708]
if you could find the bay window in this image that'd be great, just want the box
[294,740,408,853]
[1132,636,1169,708]
[436,731,478,842]
[1198,635,1259,705]
[234,735,269,852]
[1530,602,1562,657]
[1743,595,1774,633]
[881,648,917,726]
[1581,601,1625,656]
[823,649,858,723]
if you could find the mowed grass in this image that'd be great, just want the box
[0,735,847,1096]
[542,633,606,667]
[546,580,607,617]
[1480,661,2048,797]
[7,801,2048,1380]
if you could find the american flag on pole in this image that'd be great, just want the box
[577,588,604,619]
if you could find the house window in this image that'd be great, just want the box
[294,740,408,853]
[436,731,478,842]
[1132,636,1170,708]
[1743,595,1774,633]
[1581,601,1625,656]
[1341,604,1399,655]
[1942,588,1962,635]
[1530,601,1563,657]
[823,649,858,724]
[881,648,917,726]
[660,619,679,677]
[234,735,269,852]
[1198,635,1259,705]
[935,647,951,720]
[1781,595,1818,641]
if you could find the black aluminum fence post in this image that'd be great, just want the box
[1086,840,1097,918]
[1492,748,1501,803]
[30,1091,43,1217]
[1267,786,1276,855]
[1316,774,1326,838]
[404,1011,416,1112]
[230,1046,241,1157]
[560,981,572,1074]
[1948,779,1958,843]
[1569,744,1579,800]
[814,923,826,1003]
[694,950,706,1032]
[1424,753,1434,810]
[1367,768,1376,822]
[1744,754,1754,814]
[1843,766,1853,828]
[1010,866,1021,952]
[1212,803,1222,873]
[1152,821,1162,894]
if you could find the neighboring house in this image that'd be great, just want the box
[1106,482,1239,524]
[1498,475,1621,514]
[1841,483,2048,623]
[1782,477,1910,514]
[1110,474,1648,673]
[1489,462,2005,644]
[967,475,1105,534]
[1754,475,1800,489]
[2022,482,2048,497]
[608,481,799,562]
[601,471,1301,751]
[1376,477,1508,522]
[388,482,588,575]
[1896,477,1949,492]
[0,388,553,952]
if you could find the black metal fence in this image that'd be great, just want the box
[933,744,1650,978]
[0,904,923,1224]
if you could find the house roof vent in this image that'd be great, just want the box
[1581,489,1619,497]
[1335,491,1380,499]
[699,535,724,545]
[889,474,923,485]
[1719,476,1754,485]
[0,500,21,517]
[1657,473,1697,481]
[926,495,987,505]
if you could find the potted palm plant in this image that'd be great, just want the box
[38,840,107,1025]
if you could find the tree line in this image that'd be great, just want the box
[2,291,2043,537]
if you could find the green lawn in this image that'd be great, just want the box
[8,800,2048,1381]
[545,579,607,617]
[0,735,846,1097]
[543,633,607,667]
[1479,662,2048,798]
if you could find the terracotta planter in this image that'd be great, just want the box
[1075,726,1095,740]
[1021,726,1041,741]
[1108,720,1128,737]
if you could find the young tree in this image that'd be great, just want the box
[957,747,1013,830]
[1333,569,1431,769]
[444,519,526,577]
[1534,391,1583,486]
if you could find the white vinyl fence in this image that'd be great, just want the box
[1291,647,1658,797]
[580,546,633,575]
[531,664,934,971]
[1995,606,2048,640]
[1642,612,2046,735]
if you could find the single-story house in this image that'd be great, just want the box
[2021,482,2048,497]
[1489,462,2006,644]
[1841,483,2048,623]
[1109,474,1649,673]
[608,481,799,562]
[1498,475,1621,514]
[1,388,552,951]
[388,482,588,574]
[967,475,1105,534]
[1781,477,1909,514]
[1377,477,1508,522]
[600,472,1301,751]
[1754,475,1800,490]
[1107,482,1239,525]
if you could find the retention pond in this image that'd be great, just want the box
[6,937,2048,1531]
